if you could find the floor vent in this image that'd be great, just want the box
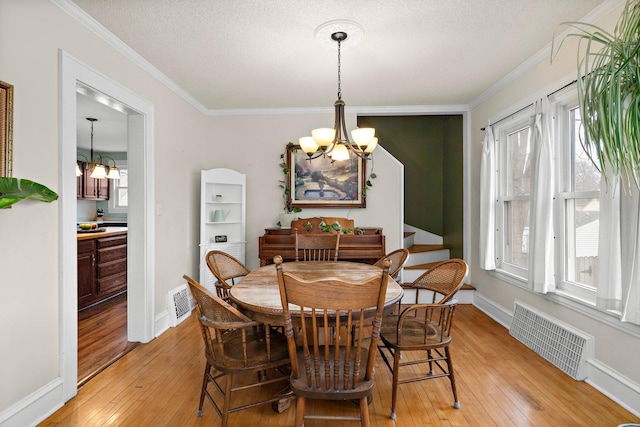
[509,300,593,380]
[168,284,194,327]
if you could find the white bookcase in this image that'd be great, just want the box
[199,168,246,290]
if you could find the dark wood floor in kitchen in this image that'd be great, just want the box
[78,293,138,387]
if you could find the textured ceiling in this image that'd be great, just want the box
[70,0,607,112]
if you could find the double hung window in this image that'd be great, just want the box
[555,94,600,303]
[492,90,601,304]
[495,108,533,280]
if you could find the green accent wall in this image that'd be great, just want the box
[358,115,463,259]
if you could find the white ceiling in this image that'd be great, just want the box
[76,91,129,151]
[71,0,609,150]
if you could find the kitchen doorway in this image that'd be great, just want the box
[60,51,155,402]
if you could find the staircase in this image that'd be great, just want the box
[399,228,474,304]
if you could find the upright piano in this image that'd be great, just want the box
[257,217,386,266]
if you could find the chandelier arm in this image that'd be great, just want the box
[304,149,330,161]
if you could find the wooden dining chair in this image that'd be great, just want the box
[205,250,250,300]
[294,228,340,261]
[374,248,409,279]
[405,258,468,304]
[184,275,291,427]
[274,255,391,427]
[378,299,459,420]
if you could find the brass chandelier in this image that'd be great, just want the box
[76,117,120,179]
[298,29,378,161]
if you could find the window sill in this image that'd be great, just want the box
[488,269,528,289]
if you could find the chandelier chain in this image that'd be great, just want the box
[337,39,342,100]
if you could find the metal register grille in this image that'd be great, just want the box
[168,284,194,327]
[509,301,593,380]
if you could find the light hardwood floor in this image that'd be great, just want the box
[44,305,639,426]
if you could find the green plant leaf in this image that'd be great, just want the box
[0,178,59,209]
[553,0,640,188]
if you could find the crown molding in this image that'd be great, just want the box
[55,0,618,118]
[52,0,209,115]
[469,0,625,110]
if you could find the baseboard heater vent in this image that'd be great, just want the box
[509,300,593,380]
[168,284,195,327]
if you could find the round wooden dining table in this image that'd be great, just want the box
[229,260,404,326]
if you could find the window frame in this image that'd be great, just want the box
[108,161,128,213]
[493,106,534,283]
[551,90,599,305]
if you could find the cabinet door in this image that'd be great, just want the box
[97,177,109,200]
[77,240,96,310]
[77,173,84,199]
[77,162,109,200]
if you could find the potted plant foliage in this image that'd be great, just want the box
[553,0,640,188]
[279,142,301,228]
[0,177,58,209]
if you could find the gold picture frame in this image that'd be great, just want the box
[0,81,14,177]
[286,144,366,208]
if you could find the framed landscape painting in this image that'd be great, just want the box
[0,81,13,177]
[286,144,365,208]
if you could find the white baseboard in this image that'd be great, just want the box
[471,292,513,328]
[473,292,640,418]
[586,359,640,418]
[154,309,171,337]
[0,378,64,427]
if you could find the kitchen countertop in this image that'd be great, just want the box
[77,226,128,241]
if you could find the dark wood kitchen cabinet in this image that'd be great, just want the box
[77,162,109,200]
[77,229,127,310]
[77,239,96,309]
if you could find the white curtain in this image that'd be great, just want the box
[597,174,640,325]
[479,126,496,270]
[528,99,556,293]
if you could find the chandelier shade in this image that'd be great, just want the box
[299,30,378,161]
[77,117,120,180]
[90,164,107,179]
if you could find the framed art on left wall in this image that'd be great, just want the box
[0,81,13,177]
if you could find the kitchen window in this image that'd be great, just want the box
[109,162,128,212]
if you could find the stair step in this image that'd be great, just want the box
[396,283,475,304]
[408,244,448,253]
[403,231,415,238]
[400,282,475,291]
[405,261,441,270]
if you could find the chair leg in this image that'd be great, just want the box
[360,395,370,427]
[390,348,401,420]
[294,396,305,427]
[445,346,460,409]
[198,362,210,416]
[427,349,434,375]
[222,372,233,427]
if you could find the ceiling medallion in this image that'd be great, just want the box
[314,20,364,49]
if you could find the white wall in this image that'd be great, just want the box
[0,0,403,424]
[205,113,403,270]
[468,0,640,410]
[0,0,208,421]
